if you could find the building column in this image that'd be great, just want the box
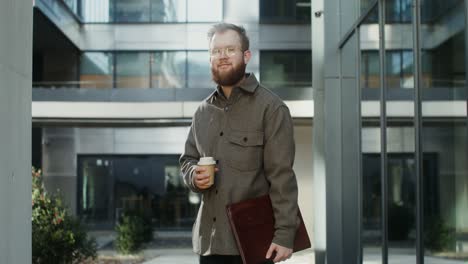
[0,0,33,263]
[312,0,326,263]
[314,0,361,263]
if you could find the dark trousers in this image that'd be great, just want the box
[199,255,274,264]
[199,255,243,264]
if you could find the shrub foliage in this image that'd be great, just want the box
[32,168,97,264]
[115,210,153,254]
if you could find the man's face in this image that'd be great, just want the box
[209,30,251,86]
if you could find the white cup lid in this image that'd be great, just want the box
[198,157,216,165]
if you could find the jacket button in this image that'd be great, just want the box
[215,189,218,194]
[220,131,224,136]
[213,217,216,222]
[224,106,229,112]
[243,137,248,142]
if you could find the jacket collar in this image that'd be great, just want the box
[208,73,259,102]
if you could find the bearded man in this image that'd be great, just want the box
[180,23,299,264]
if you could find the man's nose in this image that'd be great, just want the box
[219,49,229,58]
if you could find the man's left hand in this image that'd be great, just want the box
[265,243,293,263]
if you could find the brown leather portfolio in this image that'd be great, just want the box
[226,195,311,264]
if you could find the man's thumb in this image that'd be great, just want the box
[266,244,275,259]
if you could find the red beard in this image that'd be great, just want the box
[211,61,246,86]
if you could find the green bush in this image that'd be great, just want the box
[32,168,97,264]
[388,202,414,241]
[425,217,456,252]
[115,213,148,254]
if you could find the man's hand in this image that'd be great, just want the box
[265,243,293,263]
[194,166,218,189]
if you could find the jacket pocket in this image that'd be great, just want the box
[226,130,264,171]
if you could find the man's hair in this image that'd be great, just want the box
[207,23,250,51]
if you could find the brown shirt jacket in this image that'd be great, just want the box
[179,73,298,256]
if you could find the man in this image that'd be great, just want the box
[180,23,298,264]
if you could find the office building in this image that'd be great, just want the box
[25,0,468,263]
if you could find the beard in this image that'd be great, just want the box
[211,61,246,86]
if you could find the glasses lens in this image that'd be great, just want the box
[210,47,240,58]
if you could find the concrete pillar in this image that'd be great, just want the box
[311,0,327,263]
[0,0,33,263]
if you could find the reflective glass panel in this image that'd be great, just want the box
[421,0,468,262]
[80,52,114,89]
[260,0,311,23]
[187,51,212,88]
[151,51,186,88]
[187,0,222,22]
[385,0,412,23]
[116,52,150,88]
[384,0,416,259]
[361,0,375,15]
[150,0,186,22]
[421,0,461,24]
[385,51,414,89]
[361,51,380,90]
[63,0,78,14]
[114,0,151,22]
[80,0,112,22]
[78,155,201,230]
[260,51,312,88]
[79,157,113,228]
[360,6,382,264]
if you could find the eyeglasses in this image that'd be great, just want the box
[210,47,242,58]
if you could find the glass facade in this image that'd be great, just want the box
[151,51,186,89]
[351,0,468,263]
[78,155,200,230]
[260,50,312,88]
[362,0,412,23]
[79,0,113,23]
[360,6,383,262]
[363,49,415,90]
[80,52,114,89]
[260,0,311,24]
[186,51,212,88]
[80,51,212,89]
[187,0,222,22]
[115,52,151,88]
[68,0,222,23]
[151,0,186,22]
[79,50,314,90]
[421,0,467,261]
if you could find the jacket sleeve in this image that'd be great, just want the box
[263,105,299,249]
[179,122,203,193]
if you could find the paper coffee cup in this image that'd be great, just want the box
[198,157,216,186]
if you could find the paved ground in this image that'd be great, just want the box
[91,231,316,264]
[141,248,315,264]
[91,232,468,264]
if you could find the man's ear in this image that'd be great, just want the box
[243,50,252,64]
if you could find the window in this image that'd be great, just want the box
[361,0,412,24]
[260,0,311,24]
[386,50,414,89]
[150,0,186,22]
[78,155,201,229]
[361,51,380,89]
[114,0,151,22]
[151,51,186,88]
[187,0,222,22]
[80,52,114,89]
[260,51,312,88]
[80,0,112,22]
[115,52,150,89]
[187,51,212,88]
[69,0,222,23]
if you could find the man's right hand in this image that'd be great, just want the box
[194,166,218,189]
